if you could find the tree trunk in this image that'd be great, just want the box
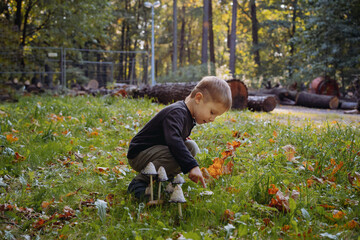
[118,4,127,82]
[179,5,186,67]
[288,0,298,79]
[229,0,237,77]
[250,0,260,66]
[14,0,22,33]
[295,92,339,109]
[172,0,178,72]
[187,17,192,64]
[209,0,215,75]
[201,0,209,68]
[248,96,277,112]
[21,0,33,47]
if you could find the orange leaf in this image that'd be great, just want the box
[269,138,275,143]
[221,209,235,222]
[14,152,26,161]
[6,134,19,143]
[344,220,359,229]
[41,199,54,209]
[282,225,291,232]
[90,131,99,136]
[226,186,240,193]
[273,130,278,138]
[330,158,336,165]
[319,204,336,209]
[307,179,314,187]
[268,184,279,195]
[332,210,346,219]
[331,161,344,175]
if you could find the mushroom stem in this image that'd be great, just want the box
[150,175,154,201]
[178,203,182,218]
[158,182,162,200]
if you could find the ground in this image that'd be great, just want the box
[273,104,360,125]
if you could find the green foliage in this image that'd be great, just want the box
[1,0,359,90]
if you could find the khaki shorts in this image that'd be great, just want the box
[128,140,199,183]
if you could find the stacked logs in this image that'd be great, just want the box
[134,79,276,112]
[133,77,358,113]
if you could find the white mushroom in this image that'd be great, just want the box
[165,182,175,194]
[141,162,157,175]
[157,166,168,182]
[169,185,186,218]
[157,166,168,200]
[172,174,185,185]
[141,162,158,201]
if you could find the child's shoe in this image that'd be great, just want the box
[127,179,148,200]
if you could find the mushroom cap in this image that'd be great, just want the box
[141,162,158,175]
[169,185,186,203]
[172,174,185,184]
[165,182,175,193]
[157,166,168,182]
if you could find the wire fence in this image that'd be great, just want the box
[0,47,149,88]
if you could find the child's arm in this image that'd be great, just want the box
[188,166,206,188]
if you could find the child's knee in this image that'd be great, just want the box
[185,139,201,156]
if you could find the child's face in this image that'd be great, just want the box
[193,98,227,125]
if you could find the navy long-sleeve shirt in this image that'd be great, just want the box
[127,101,198,173]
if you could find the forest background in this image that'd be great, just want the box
[1,0,360,92]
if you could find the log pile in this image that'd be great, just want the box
[3,76,359,114]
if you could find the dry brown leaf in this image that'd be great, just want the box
[282,144,296,162]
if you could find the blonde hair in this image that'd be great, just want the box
[189,76,232,110]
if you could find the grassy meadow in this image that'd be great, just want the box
[0,95,359,239]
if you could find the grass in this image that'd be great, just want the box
[0,95,359,240]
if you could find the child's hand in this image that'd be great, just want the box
[188,166,207,188]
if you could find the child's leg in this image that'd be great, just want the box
[184,139,201,157]
[129,145,182,184]
[127,141,200,199]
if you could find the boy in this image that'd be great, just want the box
[127,76,232,199]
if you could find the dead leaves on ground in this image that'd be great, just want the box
[202,140,240,180]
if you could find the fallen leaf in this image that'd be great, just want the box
[282,144,296,162]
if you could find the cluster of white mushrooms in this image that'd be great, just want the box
[141,162,186,218]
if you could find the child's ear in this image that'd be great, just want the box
[194,92,203,103]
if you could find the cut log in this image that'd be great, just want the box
[309,76,340,96]
[247,95,277,112]
[248,88,289,101]
[339,100,358,110]
[227,79,248,110]
[133,79,248,110]
[295,91,339,109]
[135,82,196,105]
